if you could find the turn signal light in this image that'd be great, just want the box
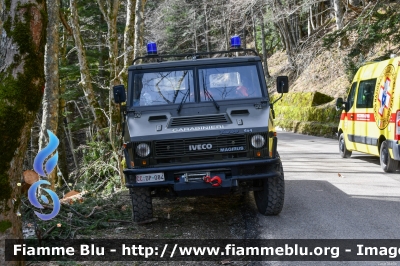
[256,151,261,157]
[142,160,147,166]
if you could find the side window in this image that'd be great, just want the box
[356,78,376,108]
[347,82,357,111]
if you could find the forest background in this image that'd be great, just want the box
[1,0,400,260]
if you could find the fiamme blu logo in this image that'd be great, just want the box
[28,130,61,221]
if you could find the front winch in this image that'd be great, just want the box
[203,175,222,187]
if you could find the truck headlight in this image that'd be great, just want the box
[136,143,150,157]
[251,135,265,148]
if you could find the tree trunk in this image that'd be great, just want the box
[309,6,315,31]
[0,0,3,37]
[251,7,257,52]
[275,20,295,67]
[39,0,61,190]
[69,0,108,130]
[333,0,348,47]
[193,10,198,52]
[0,0,47,264]
[119,0,135,85]
[260,15,270,78]
[133,0,144,62]
[333,0,344,30]
[243,14,247,49]
[57,20,71,180]
[204,2,210,53]
[139,0,146,55]
[96,0,121,148]
[98,14,106,109]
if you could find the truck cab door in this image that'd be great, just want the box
[343,82,357,151]
[352,79,378,154]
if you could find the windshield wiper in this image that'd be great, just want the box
[204,88,220,110]
[202,75,220,110]
[177,82,191,114]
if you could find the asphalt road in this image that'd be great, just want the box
[255,131,400,265]
[81,131,400,266]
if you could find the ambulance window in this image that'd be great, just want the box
[347,82,357,111]
[356,79,376,109]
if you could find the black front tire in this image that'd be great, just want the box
[254,156,284,216]
[339,133,352,158]
[380,141,398,173]
[130,187,153,222]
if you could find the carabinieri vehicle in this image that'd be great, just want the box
[113,36,289,222]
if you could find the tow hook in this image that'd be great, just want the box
[203,176,222,187]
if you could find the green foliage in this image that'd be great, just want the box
[273,92,340,136]
[342,56,360,82]
[256,19,283,56]
[79,140,121,194]
[21,190,132,239]
[0,220,12,233]
[272,91,333,107]
[323,3,400,81]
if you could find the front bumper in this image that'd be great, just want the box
[123,158,281,189]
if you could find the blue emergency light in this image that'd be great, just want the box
[230,35,241,49]
[146,42,157,55]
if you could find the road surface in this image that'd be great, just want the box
[252,131,400,265]
[87,131,400,266]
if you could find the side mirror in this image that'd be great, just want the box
[113,85,126,104]
[336,97,344,111]
[276,76,289,93]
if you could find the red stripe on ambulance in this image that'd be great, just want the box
[340,112,398,123]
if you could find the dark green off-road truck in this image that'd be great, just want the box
[113,37,288,222]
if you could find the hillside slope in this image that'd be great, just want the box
[266,2,400,136]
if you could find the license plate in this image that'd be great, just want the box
[136,173,165,183]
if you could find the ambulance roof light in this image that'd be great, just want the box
[230,35,241,49]
[147,42,157,55]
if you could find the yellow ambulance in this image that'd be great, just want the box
[336,56,400,172]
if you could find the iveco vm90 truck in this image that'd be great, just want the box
[113,37,288,222]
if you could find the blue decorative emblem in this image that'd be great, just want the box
[28,130,60,220]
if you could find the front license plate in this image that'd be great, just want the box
[136,173,165,183]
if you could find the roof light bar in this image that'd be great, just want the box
[146,42,157,55]
[230,35,241,49]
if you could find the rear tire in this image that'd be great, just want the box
[380,141,398,173]
[339,133,352,158]
[254,155,284,216]
[130,187,153,222]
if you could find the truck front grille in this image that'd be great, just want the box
[154,135,247,162]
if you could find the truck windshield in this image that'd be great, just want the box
[199,65,262,101]
[131,64,263,107]
[133,70,194,106]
